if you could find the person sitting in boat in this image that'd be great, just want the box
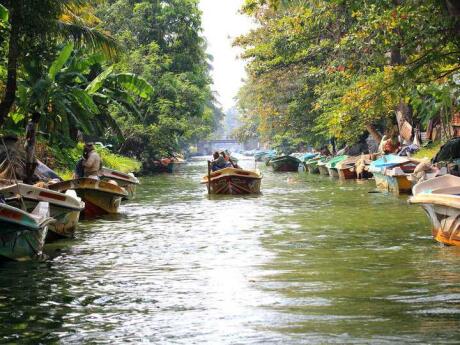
[81,143,101,179]
[221,151,241,169]
[211,151,228,171]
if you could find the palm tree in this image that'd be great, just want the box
[0,0,118,126]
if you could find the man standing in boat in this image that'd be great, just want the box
[81,143,101,179]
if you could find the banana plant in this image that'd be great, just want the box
[17,43,154,145]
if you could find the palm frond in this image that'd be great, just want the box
[56,21,119,60]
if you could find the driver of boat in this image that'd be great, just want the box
[221,151,240,169]
[211,151,227,171]
[82,143,101,179]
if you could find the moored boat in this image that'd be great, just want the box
[369,155,418,194]
[409,174,460,246]
[49,178,128,219]
[202,167,262,195]
[0,183,84,241]
[317,158,331,176]
[270,156,301,172]
[336,156,359,180]
[326,155,347,178]
[304,156,324,174]
[100,167,140,199]
[0,202,52,261]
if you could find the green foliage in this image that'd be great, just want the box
[236,0,460,147]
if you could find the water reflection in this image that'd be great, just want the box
[0,157,459,344]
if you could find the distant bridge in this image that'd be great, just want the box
[197,139,243,155]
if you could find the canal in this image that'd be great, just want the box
[1,157,459,344]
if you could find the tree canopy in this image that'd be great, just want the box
[235,0,460,148]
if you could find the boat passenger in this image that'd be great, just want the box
[211,151,227,171]
[82,143,101,179]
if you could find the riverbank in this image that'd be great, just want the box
[36,141,141,180]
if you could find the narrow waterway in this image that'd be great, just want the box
[1,157,459,344]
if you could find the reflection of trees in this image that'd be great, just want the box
[0,261,70,343]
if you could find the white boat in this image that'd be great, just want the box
[0,183,84,241]
[409,174,460,246]
[0,202,53,261]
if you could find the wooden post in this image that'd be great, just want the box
[207,160,211,194]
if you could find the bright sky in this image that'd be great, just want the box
[199,0,255,111]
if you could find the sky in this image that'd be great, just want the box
[199,0,255,111]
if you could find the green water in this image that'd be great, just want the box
[1,157,459,344]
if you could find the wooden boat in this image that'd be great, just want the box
[270,156,301,172]
[0,202,52,261]
[305,159,319,174]
[369,155,418,194]
[326,155,347,178]
[317,159,331,176]
[0,183,84,241]
[202,167,262,195]
[355,154,378,179]
[409,174,460,246]
[49,178,128,219]
[100,167,140,199]
[336,156,359,180]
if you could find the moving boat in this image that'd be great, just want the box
[49,178,128,219]
[0,183,84,241]
[0,202,52,261]
[409,174,460,246]
[100,167,140,199]
[369,155,418,194]
[202,167,262,195]
[270,156,301,172]
[326,155,347,178]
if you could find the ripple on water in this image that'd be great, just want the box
[0,159,459,344]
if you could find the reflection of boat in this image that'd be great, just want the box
[270,156,301,172]
[202,167,262,195]
[326,155,347,178]
[0,202,52,261]
[49,178,128,219]
[0,183,84,241]
[369,155,418,194]
[100,167,140,199]
[409,175,460,246]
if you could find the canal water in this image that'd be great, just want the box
[1,157,459,344]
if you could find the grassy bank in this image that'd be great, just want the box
[39,142,141,180]
[412,142,442,160]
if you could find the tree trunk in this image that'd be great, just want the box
[24,113,40,184]
[0,5,20,127]
[365,124,382,143]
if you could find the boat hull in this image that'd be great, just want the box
[49,179,127,219]
[0,224,48,261]
[418,203,460,246]
[373,172,412,194]
[328,168,339,178]
[270,157,300,172]
[306,163,320,174]
[202,168,262,195]
[318,165,330,176]
[338,168,357,180]
[208,175,261,195]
